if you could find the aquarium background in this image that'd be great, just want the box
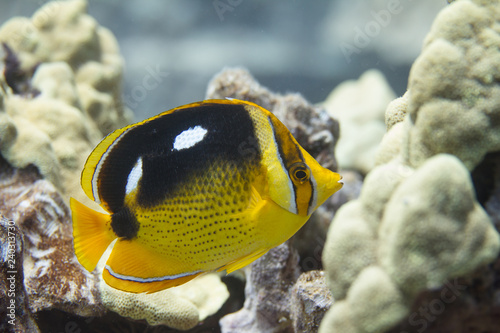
[0,0,446,121]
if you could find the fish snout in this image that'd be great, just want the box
[329,172,343,192]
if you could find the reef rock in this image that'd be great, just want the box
[290,270,333,333]
[320,1,500,332]
[0,214,39,333]
[0,156,103,328]
[219,242,301,333]
[0,0,133,203]
[220,244,334,333]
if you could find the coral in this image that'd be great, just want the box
[320,1,500,332]
[0,0,132,202]
[379,155,499,293]
[384,91,409,131]
[404,0,500,171]
[322,69,396,174]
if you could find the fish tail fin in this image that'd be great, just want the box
[70,197,116,272]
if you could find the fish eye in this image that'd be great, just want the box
[290,163,310,183]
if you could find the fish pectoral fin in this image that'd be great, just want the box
[217,248,269,274]
[103,239,203,293]
[70,198,115,272]
[234,185,267,221]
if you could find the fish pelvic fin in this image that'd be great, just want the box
[70,197,116,272]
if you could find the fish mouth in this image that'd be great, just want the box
[324,172,343,194]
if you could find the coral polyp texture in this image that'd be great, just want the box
[319,0,500,332]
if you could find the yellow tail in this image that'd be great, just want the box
[70,198,116,272]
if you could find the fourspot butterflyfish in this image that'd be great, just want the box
[70,98,343,293]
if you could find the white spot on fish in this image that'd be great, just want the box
[126,157,143,195]
[173,126,208,151]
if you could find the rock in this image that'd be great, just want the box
[0,214,39,333]
[0,156,103,329]
[220,242,300,333]
[290,270,333,333]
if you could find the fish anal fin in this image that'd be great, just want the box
[103,268,202,294]
[217,248,269,274]
[70,198,116,272]
[103,239,204,293]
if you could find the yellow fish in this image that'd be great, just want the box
[70,99,342,293]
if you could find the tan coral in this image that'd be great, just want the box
[405,0,500,170]
[322,69,395,174]
[320,1,500,332]
[379,155,500,293]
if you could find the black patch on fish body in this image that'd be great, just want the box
[97,103,261,211]
[111,206,140,239]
